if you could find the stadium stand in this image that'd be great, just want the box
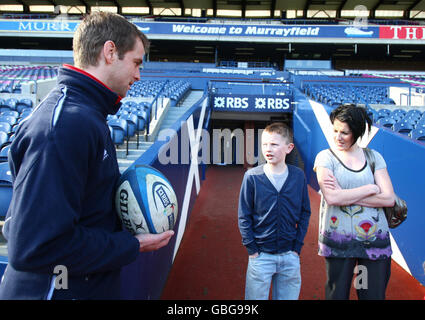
[303,83,395,106]
[298,74,425,142]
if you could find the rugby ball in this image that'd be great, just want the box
[115,165,178,235]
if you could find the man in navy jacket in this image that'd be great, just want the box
[0,12,173,299]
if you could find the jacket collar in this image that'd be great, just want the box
[58,64,122,116]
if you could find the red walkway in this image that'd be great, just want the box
[161,165,425,300]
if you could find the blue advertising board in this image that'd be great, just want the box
[212,94,293,113]
[136,22,379,39]
[0,19,79,33]
[0,19,378,40]
[2,19,421,44]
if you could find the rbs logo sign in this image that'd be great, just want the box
[254,97,290,110]
[214,97,249,109]
[213,95,292,113]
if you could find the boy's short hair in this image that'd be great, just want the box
[73,11,150,69]
[264,122,293,144]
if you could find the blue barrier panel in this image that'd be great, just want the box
[369,127,425,287]
[293,89,329,189]
[120,93,210,299]
[293,107,311,181]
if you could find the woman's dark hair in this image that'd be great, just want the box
[330,104,372,147]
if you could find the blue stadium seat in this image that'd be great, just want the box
[133,110,147,131]
[5,98,18,110]
[0,115,17,126]
[138,102,150,110]
[123,100,138,109]
[141,105,151,120]
[107,114,118,121]
[107,118,127,145]
[17,98,33,108]
[410,128,425,141]
[12,86,21,94]
[19,107,33,116]
[0,161,12,219]
[399,116,417,127]
[1,110,19,118]
[121,105,139,114]
[415,122,425,130]
[107,115,118,122]
[120,105,132,113]
[116,109,129,117]
[18,112,31,123]
[0,145,10,162]
[378,109,391,117]
[119,113,138,137]
[0,122,11,134]
[0,86,12,94]
[391,109,406,117]
[393,121,414,135]
[366,108,378,122]
[405,109,422,117]
[0,131,7,149]
[377,117,396,128]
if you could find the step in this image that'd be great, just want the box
[117,140,153,151]
[116,142,154,158]
[116,148,143,160]
[118,159,134,173]
[125,151,145,161]
[115,90,203,169]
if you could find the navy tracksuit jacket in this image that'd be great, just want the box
[0,65,139,299]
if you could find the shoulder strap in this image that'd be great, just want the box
[363,148,376,174]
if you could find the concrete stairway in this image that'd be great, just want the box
[116,90,204,173]
[157,90,204,133]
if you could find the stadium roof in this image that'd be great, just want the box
[1,0,425,20]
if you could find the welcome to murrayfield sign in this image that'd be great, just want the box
[1,20,422,43]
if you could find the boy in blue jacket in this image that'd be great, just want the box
[238,122,311,300]
[0,12,173,300]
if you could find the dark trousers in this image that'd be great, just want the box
[324,257,391,300]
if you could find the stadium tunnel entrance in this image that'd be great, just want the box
[209,111,304,170]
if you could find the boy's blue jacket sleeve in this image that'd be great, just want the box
[293,176,311,254]
[238,173,259,255]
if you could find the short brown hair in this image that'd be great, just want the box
[264,122,293,143]
[73,11,150,68]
